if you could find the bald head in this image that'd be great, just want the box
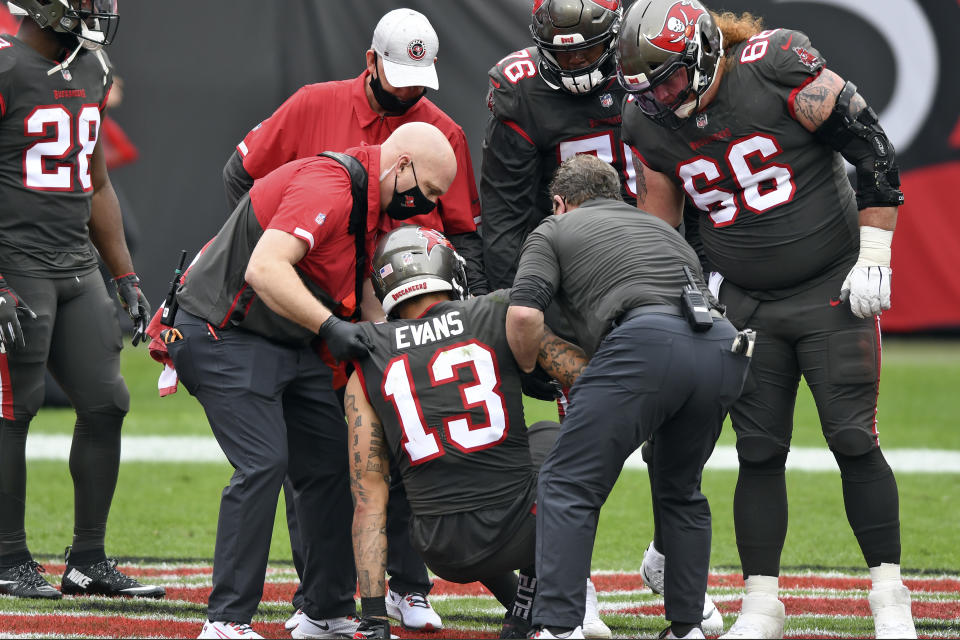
[379,122,457,211]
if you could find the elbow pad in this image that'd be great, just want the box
[814,82,904,210]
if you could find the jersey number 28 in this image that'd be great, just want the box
[383,340,509,465]
[23,105,100,192]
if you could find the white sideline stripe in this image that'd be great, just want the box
[22,435,960,472]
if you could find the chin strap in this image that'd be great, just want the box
[47,41,82,76]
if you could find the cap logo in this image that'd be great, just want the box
[649,1,705,54]
[408,39,426,61]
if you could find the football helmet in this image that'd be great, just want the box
[530,0,623,95]
[372,226,468,316]
[616,0,722,129]
[8,0,119,50]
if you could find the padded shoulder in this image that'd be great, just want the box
[731,28,825,88]
[486,46,544,123]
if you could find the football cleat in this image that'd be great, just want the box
[869,585,917,639]
[61,547,165,598]
[657,626,706,639]
[641,541,665,594]
[500,612,532,639]
[719,593,784,639]
[353,617,391,639]
[582,578,611,638]
[386,589,443,630]
[285,608,304,630]
[642,542,723,634]
[701,595,724,635]
[291,614,361,639]
[0,559,62,599]
[198,621,263,639]
[529,626,585,639]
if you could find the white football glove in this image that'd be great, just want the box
[840,226,893,319]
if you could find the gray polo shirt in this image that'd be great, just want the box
[511,198,707,355]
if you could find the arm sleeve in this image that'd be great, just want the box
[448,231,489,296]
[223,149,254,213]
[509,225,560,311]
[480,115,542,290]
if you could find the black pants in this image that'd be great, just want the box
[0,271,128,559]
[168,312,356,624]
[533,313,748,627]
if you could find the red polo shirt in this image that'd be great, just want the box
[238,71,480,236]
[249,145,382,306]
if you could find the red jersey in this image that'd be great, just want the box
[176,146,383,345]
[237,71,480,236]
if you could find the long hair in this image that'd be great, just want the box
[712,10,765,71]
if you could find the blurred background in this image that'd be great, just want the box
[5,0,959,333]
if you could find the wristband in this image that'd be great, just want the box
[853,226,893,269]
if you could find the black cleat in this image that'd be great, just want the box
[500,612,532,639]
[0,560,62,599]
[61,547,165,598]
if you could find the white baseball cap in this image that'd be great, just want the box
[371,9,439,90]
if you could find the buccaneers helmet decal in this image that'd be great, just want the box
[649,2,706,54]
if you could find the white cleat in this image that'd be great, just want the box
[869,585,917,639]
[701,594,724,636]
[530,626,586,639]
[643,541,723,635]
[659,626,706,639]
[284,609,304,631]
[719,593,785,639]
[386,589,443,631]
[582,578,611,638]
[292,615,361,639]
[198,621,263,639]
[641,541,665,594]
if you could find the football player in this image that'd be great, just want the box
[616,1,914,638]
[481,0,637,291]
[0,0,161,600]
[345,226,607,639]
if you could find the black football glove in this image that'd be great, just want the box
[352,617,390,639]
[519,364,562,401]
[318,316,374,361]
[113,273,151,347]
[0,275,37,353]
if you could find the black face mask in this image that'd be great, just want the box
[386,162,436,220]
[370,67,426,115]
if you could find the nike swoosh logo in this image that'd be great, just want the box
[317,622,330,630]
[781,34,794,50]
[0,579,17,585]
[829,297,843,307]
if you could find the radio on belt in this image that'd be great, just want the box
[680,265,715,332]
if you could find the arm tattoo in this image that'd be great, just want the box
[793,68,845,131]
[537,328,588,389]
[632,153,648,204]
[346,384,390,598]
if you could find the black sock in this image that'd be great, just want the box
[511,569,537,621]
[67,546,107,566]
[0,550,32,571]
[671,622,698,637]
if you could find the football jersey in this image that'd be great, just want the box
[356,291,534,517]
[0,36,111,276]
[481,47,638,289]
[622,29,859,298]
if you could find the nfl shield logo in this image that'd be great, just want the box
[696,112,708,128]
[61,68,72,82]
[314,212,326,225]
[600,93,613,108]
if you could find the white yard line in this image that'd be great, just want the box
[22,434,960,473]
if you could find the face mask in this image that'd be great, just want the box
[370,67,426,115]
[383,162,436,220]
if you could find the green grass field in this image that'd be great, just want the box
[23,336,960,572]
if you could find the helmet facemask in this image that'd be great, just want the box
[10,0,119,49]
[616,0,722,129]
[530,0,623,96]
